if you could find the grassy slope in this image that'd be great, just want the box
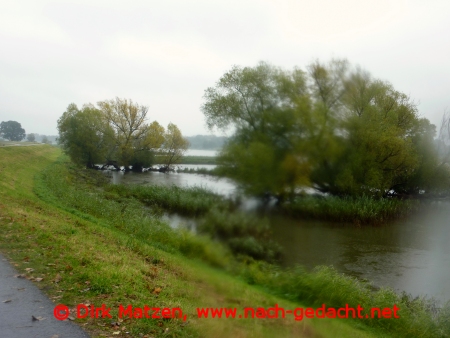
[0,145,378,338]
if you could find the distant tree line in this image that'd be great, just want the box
[24,133,56,143]
[202,59,450,199]
[0,120,58,145]
[57,97,189,171]
[185,135,228,150]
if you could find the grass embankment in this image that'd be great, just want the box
[103,185,281,262]
[1,146,448,337]
[102,180,450,337]
[0,145,375,338]
[281,195,417,225]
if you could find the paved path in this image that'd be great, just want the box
[0,254,90,338]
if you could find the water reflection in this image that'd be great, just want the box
[107,169,236,197]
[269,205,450,300]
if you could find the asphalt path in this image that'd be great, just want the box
[0,254,90,338]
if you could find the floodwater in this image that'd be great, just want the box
[268,206,450,301]
[108,167,235,197]
[107,167,450,301]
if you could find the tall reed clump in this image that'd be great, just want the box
[34,157,231,268]
[238,263,450,338]
[105,183,230,216]
[282,195,417,224]
[197,208,283,263]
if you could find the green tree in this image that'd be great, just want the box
[57,104,114,168]
[202,62,315,198]
[128,121,166,171]
[0,121,26,141]
[57,98,188,171]
[202,60,447,199]
[26,133,35,142]
[160,123,189,169]
[97,97,165,170]
[312,76,424,196]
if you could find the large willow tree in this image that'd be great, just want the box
[202,60,449,198]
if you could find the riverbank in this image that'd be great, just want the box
[0,146,376,337]
[160,157,417,225]
[1,146,448,337]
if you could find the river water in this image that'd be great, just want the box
[106,165,450,302]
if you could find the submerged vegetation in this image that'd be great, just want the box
[197,208,283,263]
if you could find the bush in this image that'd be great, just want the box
[198,208,283,263]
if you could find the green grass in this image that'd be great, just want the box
[1,146,448,337]
[0,146,374,337]
[39,153,450,337]
[104,183,231,217]
[34,157,231,268]
[280,195,417,225]
[103,180,280,263]
[244,263,450,337]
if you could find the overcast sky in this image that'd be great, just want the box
[1,0,449,137]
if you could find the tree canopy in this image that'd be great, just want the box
[202,60,449,199]
[160,123,190,168]
[58,104,114,168]
[0,121,26,141]
[58,98,188,170]
[26,133,35,142]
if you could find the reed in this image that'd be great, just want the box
[282,195,417,224]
